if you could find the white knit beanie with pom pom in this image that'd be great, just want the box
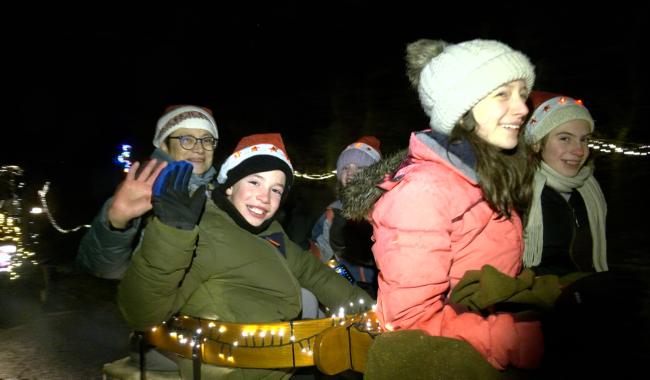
[417,39,535,135]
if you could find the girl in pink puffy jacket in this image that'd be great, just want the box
[342,38,541,371]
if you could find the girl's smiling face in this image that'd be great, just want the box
[472,80,530,150]
[539,119,592,177]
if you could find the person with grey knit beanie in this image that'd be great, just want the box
[523,90,608,275]
[310,136,382,298]
[348,38,545,375]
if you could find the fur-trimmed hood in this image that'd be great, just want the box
[341,130,481,222]
[340,148,408,221]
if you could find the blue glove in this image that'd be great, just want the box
[152,161,206,230]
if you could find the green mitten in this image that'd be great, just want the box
[506,274,561,310]
[450,269,482,307]
[452,266,562,311]
[452,265,530,311]
[474,266,535,309]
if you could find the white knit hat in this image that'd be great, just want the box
[524,90,594,144]
[153,105,218,148]
[418,39,535,135]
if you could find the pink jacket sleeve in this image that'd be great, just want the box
[371,171,543,370]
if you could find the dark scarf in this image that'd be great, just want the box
[211,189,274,235]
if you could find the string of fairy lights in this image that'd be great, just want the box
[0,210,37,280]
[145,302,382,368]
[1,137,648,280]
[37,182,91,233]
[115,144,338,179]
[0,166,37,280]
[115,144,133,173]
[588,138,650,156]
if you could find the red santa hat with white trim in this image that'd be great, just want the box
[217,133,294,190]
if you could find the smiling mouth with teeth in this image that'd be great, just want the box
[248,206,266,216]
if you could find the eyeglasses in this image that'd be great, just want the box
[168,135,218,151]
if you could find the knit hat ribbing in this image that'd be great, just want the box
[217,133,294,190]
[417,39,535,135]
[153,105,218,148]
[524,90,594,144]
[336,136,382,181]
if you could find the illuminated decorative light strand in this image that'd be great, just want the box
[1,165,39,280]
[119,143,337,180]
[39,135,648,238]
[589,138,650,156]
[146,301,382,367]
[37,182,90,233]
[115,144,133,173]
[293,170,337,180]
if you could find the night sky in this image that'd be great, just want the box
[5,3,650,223]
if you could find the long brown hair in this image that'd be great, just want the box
[449,112,535,221]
